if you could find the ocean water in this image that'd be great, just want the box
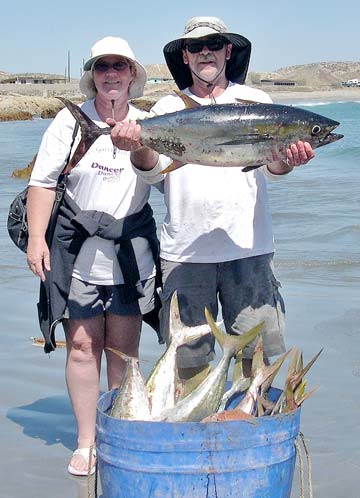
[0,101,359,498]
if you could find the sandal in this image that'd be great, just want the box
[68,447,96,476]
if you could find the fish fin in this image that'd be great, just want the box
[174,90,201,109]
[241,164,263,173]
[254,349,292,389]
[57,97,109,171]
[232,352,244,383]
[205,307,264,354]
[168,291,183,344]
[251,337,264,376]
[31,337,66,348]
[235,98,262,105]
[169,291,211,345]
[162,160,186,174]
[216,134,274,146]
[290,347,323,390]
[106,347,137,362]
[295,385,320,407]
[299,347,323,378]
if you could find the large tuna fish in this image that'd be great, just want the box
[57,96,343,174]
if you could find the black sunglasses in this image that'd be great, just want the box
[185,38,227,54]
[93,60,130,72]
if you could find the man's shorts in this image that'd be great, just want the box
[64,276,157,320]
[159,253,286,369]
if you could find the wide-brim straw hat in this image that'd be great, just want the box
[79,36,147,99]
[163,16,252,90]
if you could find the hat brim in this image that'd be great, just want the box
[163,33,251,90]
[79,60,147,100]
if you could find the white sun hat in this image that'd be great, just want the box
[79,36,147,99]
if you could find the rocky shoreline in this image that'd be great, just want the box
[0,84,359,122]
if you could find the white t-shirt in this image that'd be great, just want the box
[136,82,280,263]
[30,99,156,284]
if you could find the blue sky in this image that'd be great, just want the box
[1,0,359,77]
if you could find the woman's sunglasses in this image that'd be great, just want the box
[93,60,130,72]
[185,38,227,54]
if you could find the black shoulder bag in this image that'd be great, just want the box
[7,122,79,253]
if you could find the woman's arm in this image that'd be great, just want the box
[26,186,56,282]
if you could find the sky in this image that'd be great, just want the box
[1,0,359,77]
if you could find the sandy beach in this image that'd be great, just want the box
[268,87,360,103]
[1,249,359,498]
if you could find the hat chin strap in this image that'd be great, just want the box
[190,59,227,88]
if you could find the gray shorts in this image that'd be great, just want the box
[64,277,157,320]
[160,253,286,368]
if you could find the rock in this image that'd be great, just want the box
[0,95,72,122]
[12,154,37,179]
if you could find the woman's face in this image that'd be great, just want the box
[92,55,135,101]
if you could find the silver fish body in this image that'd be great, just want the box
[159,312,263,422]
[146,291,216,418]
[108,352,151,421]
[141,102,343,171]
[57,98,343,173]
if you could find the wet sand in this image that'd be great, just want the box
[1,266,359,497]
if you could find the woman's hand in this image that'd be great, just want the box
[26,236,50,282]
[107,118,143,151]
[26,186,56,282]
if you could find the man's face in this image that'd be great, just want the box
[182,36,232,85]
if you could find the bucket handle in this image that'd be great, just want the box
[295,431,313,498]
[87,442,98,498]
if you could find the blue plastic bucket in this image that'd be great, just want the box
[96,387,300,498]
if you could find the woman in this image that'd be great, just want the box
[26,37,160,476]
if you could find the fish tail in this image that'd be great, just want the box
[162,160,185,174]
[168,291,186,346]
[169,291,212,347]
[57,97,108,170]
[205,307,263,355]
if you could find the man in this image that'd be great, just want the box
[109,16,315,383]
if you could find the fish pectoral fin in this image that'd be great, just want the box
[241,164,263,173]
[215,134,274,146]
[162,160,186,174]
[174,90,201,109]
[235,98,262,105]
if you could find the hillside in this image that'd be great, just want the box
[0,61,359,121]
[249,61,360,87]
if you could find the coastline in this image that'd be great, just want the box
[0,85,359,121]
[269,87,360,104]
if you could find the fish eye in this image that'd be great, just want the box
[311,125,322,136]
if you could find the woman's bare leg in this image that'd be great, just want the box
[104,313,142,389]
[64,313,142,473]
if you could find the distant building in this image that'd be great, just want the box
[147,77,173,84]
[0,73,67,84]
[341,78,360,87]
[260,79,296,86]
[145,64,173,84]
